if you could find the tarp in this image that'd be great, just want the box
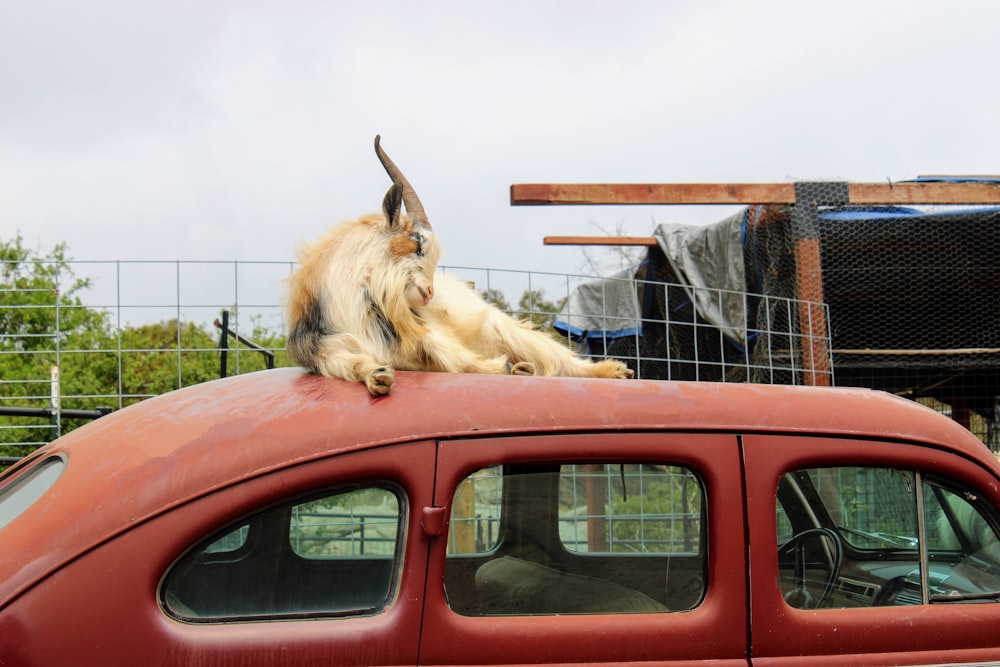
[555,210,749,345]
[653,210,747,344]
[554,266,640,343]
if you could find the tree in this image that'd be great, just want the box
[517,289,568,340]
[0,236,291,464]
[1,234,116,457]
[117,320,223,403]
[479,288,511,312]
[1,234,576,465]
[578,219,648,277]
[482,286,569,341]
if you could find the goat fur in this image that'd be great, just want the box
[286,136,633,396]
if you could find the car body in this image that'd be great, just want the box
[2,368,1000,666]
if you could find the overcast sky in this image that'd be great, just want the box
[4,0,1000,281]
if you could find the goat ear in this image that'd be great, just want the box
[382,182,404,230]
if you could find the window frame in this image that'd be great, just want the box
[744,433,1000,663]
[420,432,748,666]
[444,461,707,617]
[160,481,408,623]
[0,455,66,532]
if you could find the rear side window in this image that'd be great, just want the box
[161,484,403,622]
[0,457,65,532]
[445,463,706,616]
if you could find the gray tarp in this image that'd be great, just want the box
[555,209,748,345]
[553,266,640,342]
[654,210,747,344]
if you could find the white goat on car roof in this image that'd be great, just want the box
[285,135,633,396]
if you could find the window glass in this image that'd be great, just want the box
[923,483,1000,567]
[204,525,249,554]
[446,463,706,616]
[777,467,1000,610]
[559,464,702,555]
[291,489,399,558]
[162,485,403,622]
[814,467,919,550]
[0,457,65,532]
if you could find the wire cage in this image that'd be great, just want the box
[741,199,1000,449]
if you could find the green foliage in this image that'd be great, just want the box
[609,469,702,553]
[1,234,116,458]
[483,286,568,340]
[479,288,510,312]
[117,320,222,403]
[517,289,567,335]
[0,234,109,351]
[1,236,561,466]
[0,235,290,465]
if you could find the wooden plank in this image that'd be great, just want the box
[833,348,1000,356]
[511,181,1000,206]
[513,183,795,205]
[544,235,657,246]
[848,181,1000,204]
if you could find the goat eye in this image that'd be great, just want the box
[411,233,425,257]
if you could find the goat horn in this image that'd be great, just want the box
[374,135,430,228]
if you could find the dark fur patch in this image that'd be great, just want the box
[288,295,333,373]
[365,289,398,347]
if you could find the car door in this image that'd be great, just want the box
[744,434,1000,666]
[3,441,436,666]
[419,432,749,666]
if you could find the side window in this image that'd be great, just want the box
[0,457,66,532]
[777,467,1000,609]
[445,463,706,616]
[162,485,403,622]
[924,483,1000,566]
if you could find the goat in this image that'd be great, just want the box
[285,135,634,396]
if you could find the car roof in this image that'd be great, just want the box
[1,368,992,606]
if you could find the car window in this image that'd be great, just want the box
[0,456,65,532]
[290,490,399,558]
[777,467,1000,609]
[161,484,403,622]
[445,463,706,616]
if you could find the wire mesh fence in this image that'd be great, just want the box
[6,250,991,463]
[741,199,1000,450]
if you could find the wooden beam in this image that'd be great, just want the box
[511,181,1000,206]
[544,235,657,246]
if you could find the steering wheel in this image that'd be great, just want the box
[778,527,843,609]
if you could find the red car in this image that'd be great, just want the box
[2,368,1000,666]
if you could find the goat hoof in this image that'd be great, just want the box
[367,367,395,396]
[613,363,635,379]
[510,361,536,376]
[593,360,634,379]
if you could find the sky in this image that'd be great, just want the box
[3,0,1000,283]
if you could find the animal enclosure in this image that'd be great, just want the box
[518,177,1000,450]
[0,259,832,462]
[6,173,1000,459]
